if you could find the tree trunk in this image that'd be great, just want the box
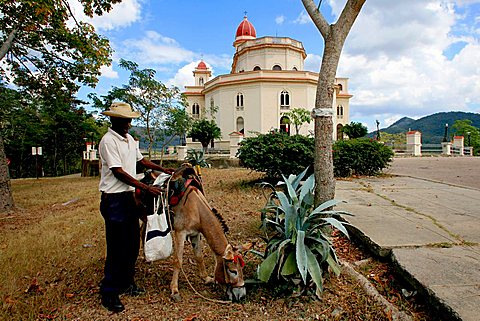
[0,136,15,212]
[0,29,16,60]
[313,37,342,206]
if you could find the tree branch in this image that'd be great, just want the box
[301,0,330,39]
[0,29,17,61]
[335,0,367,41]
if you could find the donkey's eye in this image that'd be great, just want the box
[228,269,238,276]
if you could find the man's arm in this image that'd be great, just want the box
[138,158,175,174]
[110,167,163,196]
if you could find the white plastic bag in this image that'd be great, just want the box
[144,193,172,262]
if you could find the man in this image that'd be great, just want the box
[98,102,174,312]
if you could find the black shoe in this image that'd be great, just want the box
[101,294,125,313]
[123,284,145,296]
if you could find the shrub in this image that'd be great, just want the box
[333,138,394,177]
[237,132,314,179]
[253,168,352,297]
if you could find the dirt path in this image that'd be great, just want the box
[385,156,480,190]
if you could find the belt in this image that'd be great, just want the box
[101,191,135,200]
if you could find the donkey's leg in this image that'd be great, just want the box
[171,231,186,301]
[191,234,214,284]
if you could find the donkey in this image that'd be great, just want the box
[139,165,251,302]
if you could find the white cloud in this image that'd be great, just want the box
[294,11,312,24]
[331,0,480,128]
[99,65,119,79]
[304,54,322,72]
[68,0,141,31]
[120,31,195,65]
[275,15,285,25]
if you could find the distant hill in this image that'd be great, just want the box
[373,111,480,143]
[130,126,182,151]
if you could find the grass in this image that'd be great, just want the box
[0,169,431,320]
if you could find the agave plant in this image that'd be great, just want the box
[186,149,210,168]
[254,167,352,297]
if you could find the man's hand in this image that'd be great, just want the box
[163,168,176,175]
[145,185,164,196]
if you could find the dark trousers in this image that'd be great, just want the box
[99,191,140,296]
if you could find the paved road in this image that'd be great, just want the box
[385,156,480,190]
[336,156,480,321]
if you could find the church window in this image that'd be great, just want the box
[236,93,244,108]
[280,116,290,135]
[253,66,261,71]
[192,103,200,118]
[337,105,344,118]
[292,67,298,71]
[280,90,290,108]
[337,124,344,140]
[338,83,343,92]
[210,97,214,108]
[272,64,282,71]
[236,117,244,134]
[199,77,204,86]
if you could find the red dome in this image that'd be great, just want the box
[235,16,256,39]
[197,61,207,69]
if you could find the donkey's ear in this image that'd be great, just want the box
[223,244,234,260]
[236,242,254,252]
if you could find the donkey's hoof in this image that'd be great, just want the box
[205,276,214,284]
[171,293,181,302]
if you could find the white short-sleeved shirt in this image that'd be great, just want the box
[98,128,143,193]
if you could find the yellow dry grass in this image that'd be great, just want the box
[0,169,411,320]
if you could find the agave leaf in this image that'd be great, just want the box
[317,210,354,217]
[326,252,341,276]
[296,230,307,284]
[258,250,279,282]
[291,166,310,191]
[281,251,297,276]
[306,246,323,294]
[299,173,314,203]
[310,199,346,216]
[306,236,329,260]
[276,191,291,212]
[281,174,299,204]
[322,217,350,239]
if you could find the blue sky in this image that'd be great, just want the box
[74,0,480,131]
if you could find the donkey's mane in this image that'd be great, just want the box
[211,208,229,234]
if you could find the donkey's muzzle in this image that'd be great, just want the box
[226,286,246,302]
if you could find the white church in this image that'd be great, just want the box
[184,15,352,147]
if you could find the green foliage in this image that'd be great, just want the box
[185,149,210,168]
[0,0,118,93]
[189,119,221,150]
[255,168,351,297]
[342,122,368,139]
[452,119,480,155]
[283,108,312,135]
[88,59,187,158]
[333,138,394,177]
[238,131,314,179]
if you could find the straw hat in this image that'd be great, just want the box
[102,102,141,118]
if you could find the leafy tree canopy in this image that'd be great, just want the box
[284,108,312,135]
[342,121,368,139]
[0,0,119,94]
[189,119,221,150]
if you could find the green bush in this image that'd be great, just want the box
[237,132,314,179]
[333,138,394,177]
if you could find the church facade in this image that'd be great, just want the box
[184,16,352,143]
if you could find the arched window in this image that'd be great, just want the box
[292,67,298,71]
[280,90,290,108]
[192,103,200,118]
[338,83,343,92]
[272,65,282,71]
[199,77,204,86]
[236,93,244,108]
[210,97,214,108]
[280,116,290,135]
[337,105,344,118]
[337,124,344,140]
[236,117,244,134]
[253,66,261,71]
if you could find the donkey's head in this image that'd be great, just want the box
[215,243,252,302]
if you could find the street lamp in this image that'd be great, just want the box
[442,123,449,142]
